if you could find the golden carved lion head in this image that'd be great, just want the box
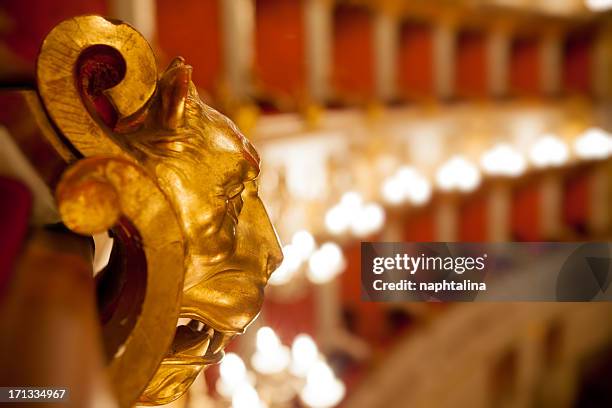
[35,15,282,406]
[134,58,283,404]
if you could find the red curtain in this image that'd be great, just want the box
[340,242,386,345]
[0,0,107,78]
[455,30,488,99]
[563,167,590,233]
[511,181,541,241]
[254,0,306,99]
[403,208,436,242]
[156,0,222,96]
[459,193,488,241]
[263,288,316,343]
[397,21,434,99]
[563,28,595,95]
[332,5,375,101]
[509,36,541,97]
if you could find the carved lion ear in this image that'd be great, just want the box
[159,57,192,130]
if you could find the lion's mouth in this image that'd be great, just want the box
[161,318,234,366]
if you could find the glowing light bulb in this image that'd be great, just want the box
[251,327,290,375]
[398,167,431,205]
[407,176,432,205]
[282,244,303,271]
[381,176,404,205]
[217,353,249,398]
[480,143,527,177]
[292,230,316,260]
[307,242,345,284]
[290,334,319,377]
[338,192,363,231]
[382,166,431,205]
[268,262,291,286]
[324,204,350,235]
[529,134,569,168]
[574,127,612,160]
[327,191,385,237]
[300,360,345,408]
[220,353,246,384]
[585,0,612,11]
[436,156,481,192]
[340,191,363,210]
[395,166,419,186]
[257,327,280,352]
[350,203,385,237]
[232,383,266,408]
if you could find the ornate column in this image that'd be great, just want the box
[436,196,458,241]
[487,25,511,97]
[540,28,563,97]
[487,182,512,241]
[110,0,156,43]
[433,19,456,100]
[373,8,398,102]
[315,279,342,342]
[305,0,332,103]
[593,17,612,100]
[221,0,255,100]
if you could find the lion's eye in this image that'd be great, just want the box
[227,184,244,199]
[227,194,243,222]
[226,184,245,222]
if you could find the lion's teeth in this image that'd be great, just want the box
[187,319,200,331]
[208,331,233,355]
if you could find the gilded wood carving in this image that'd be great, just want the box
[31,15,282,406]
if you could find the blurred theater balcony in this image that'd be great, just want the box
[1,0,612,407]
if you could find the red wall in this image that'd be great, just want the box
[254,0,306,100]
[0,0,107,77]
[509,36,541,97]
[563,28,595,95]
[340,242,385,345]
[563,168,590,233]
[332,5,375,101]
[455,30,488,99]
[156,0,222,95]
[403,208,436,242]
[397,21,434,99]
[459,193,488,241]
[511,181,541,241]
[263,288,316,343]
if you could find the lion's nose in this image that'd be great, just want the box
[265,248,283,279]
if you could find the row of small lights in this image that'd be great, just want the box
[381,128,612,203]
[269,229,346,286]
[218,328,344,408]
[269,128,612,288]
[258,129,611,408]
[586,0,612,12]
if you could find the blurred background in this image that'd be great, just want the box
[1,0,612,407]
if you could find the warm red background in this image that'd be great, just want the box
[332,4,375,101]
[156,0,222,96]
[254,0,306,100]
[455,29,488,99]
[397,21,434,99]
[510,36,541,97]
